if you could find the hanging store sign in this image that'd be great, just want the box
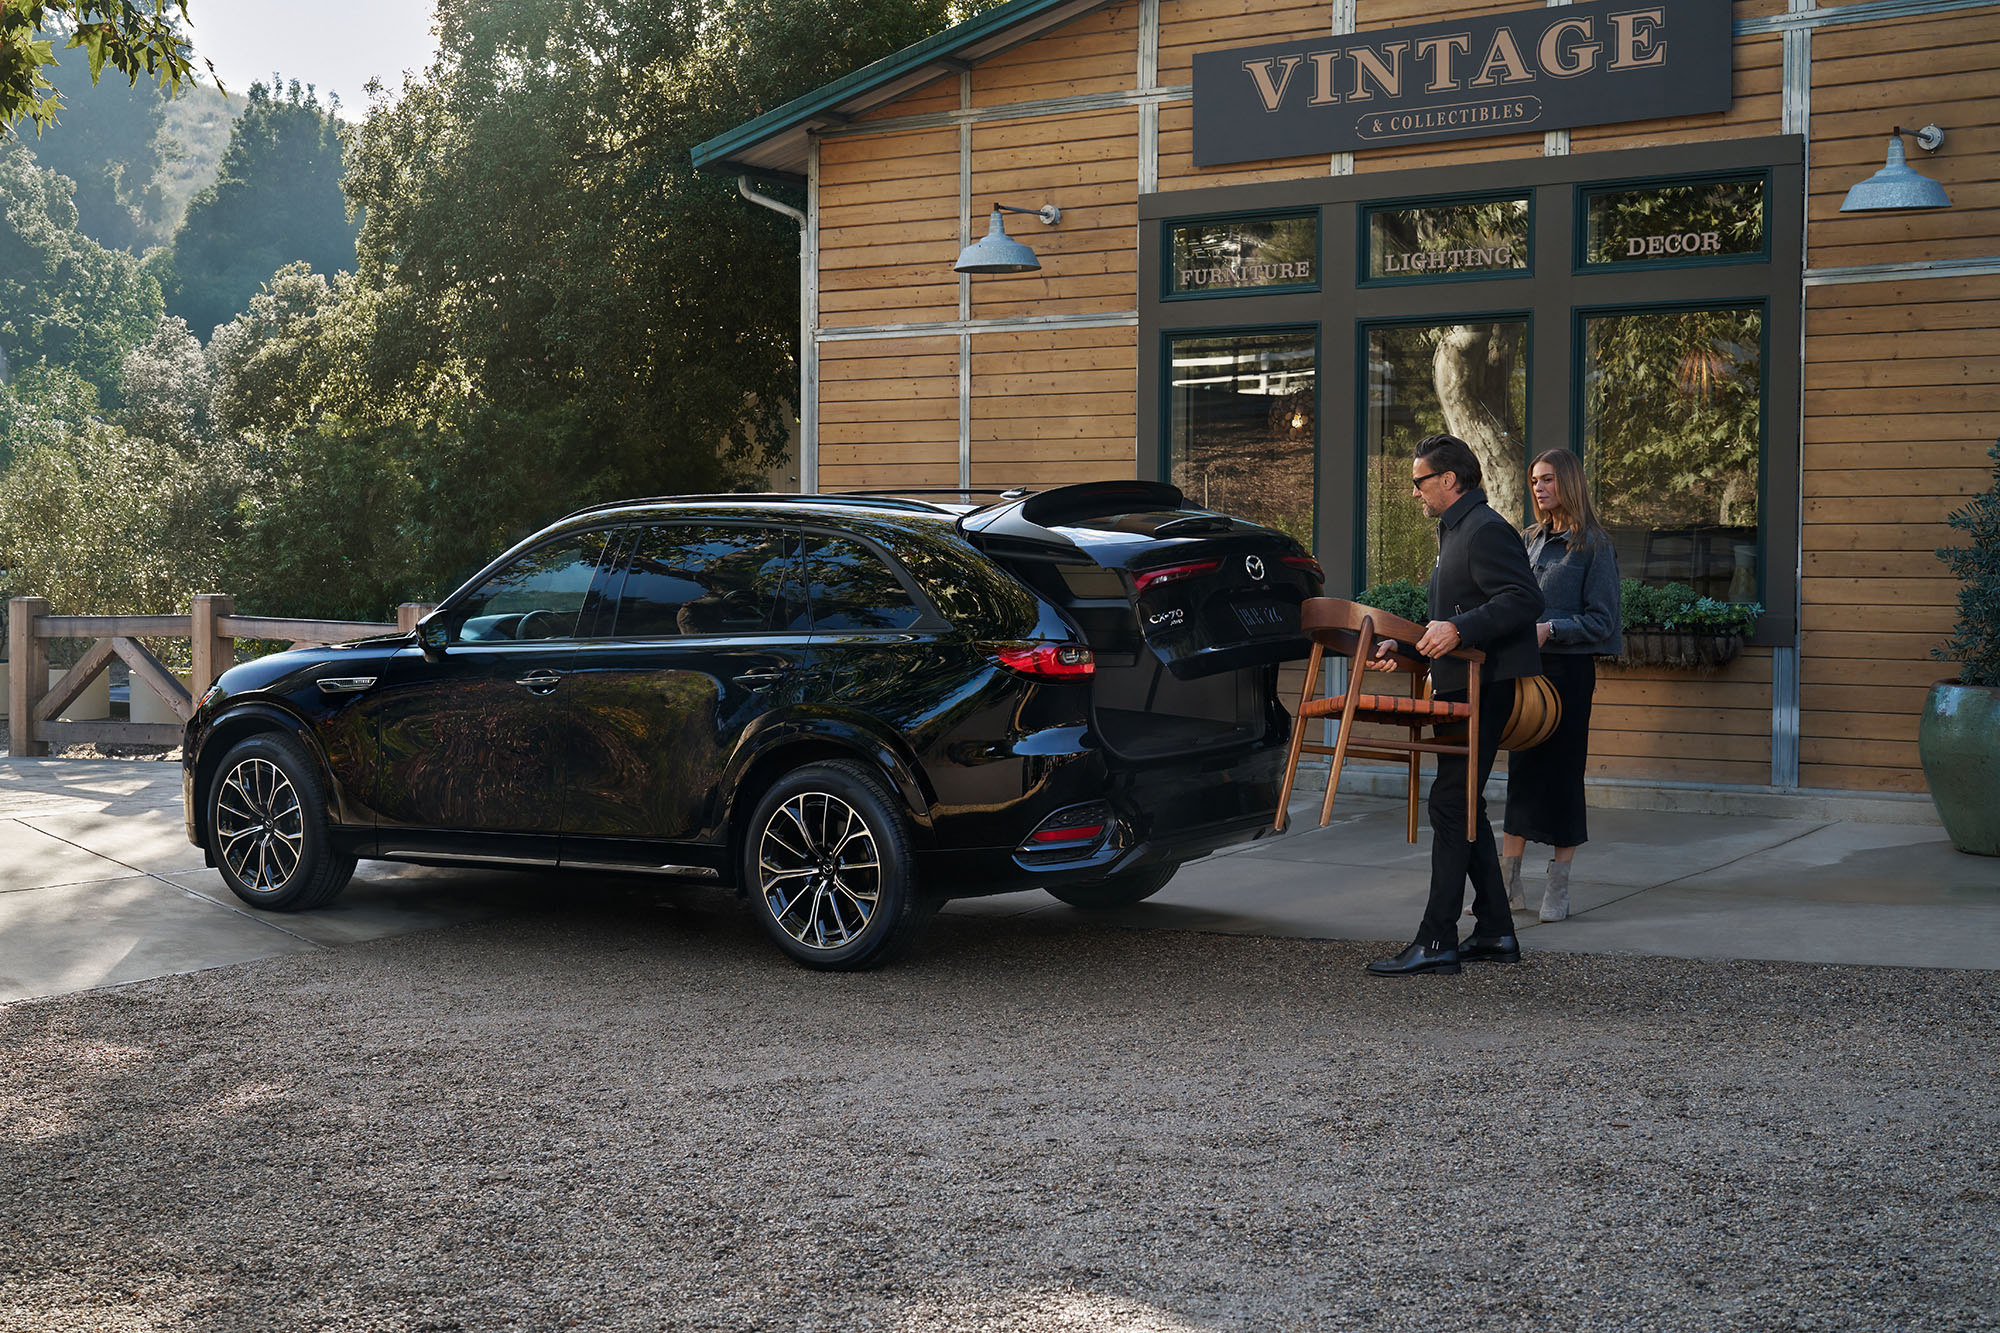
[1191,0,1732,167]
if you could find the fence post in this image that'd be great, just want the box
[190,593,235,698]
[7,597,50,757]
[396,602,435,634]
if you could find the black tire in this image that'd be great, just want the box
[742,759,925,970]
[206,732,356,912]
[1046,862,1180,910]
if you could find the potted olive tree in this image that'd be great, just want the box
[1919,440,2000,856]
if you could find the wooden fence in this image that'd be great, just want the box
[4,593,433,758]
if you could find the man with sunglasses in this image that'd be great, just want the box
[1363,432,1544,976]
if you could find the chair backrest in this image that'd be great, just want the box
[1300,598,1485,673]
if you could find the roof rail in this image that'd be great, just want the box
[552,491,964,524]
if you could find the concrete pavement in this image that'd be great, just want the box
[3,756,1997,1003]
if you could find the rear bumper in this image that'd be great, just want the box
[918,740,1284,898]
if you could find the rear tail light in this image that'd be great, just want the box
[1020,802,1112,852]
[1282,554,1323,581]
[1133,560,1220,594]
[990,642,1095,679]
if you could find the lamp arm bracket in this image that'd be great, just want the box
[1894,124,1945,152]
[989,202,1061,225]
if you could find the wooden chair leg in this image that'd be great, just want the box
[1317,638,1369,828]
[1464,663,1481,842]
[1273,645,1323,831]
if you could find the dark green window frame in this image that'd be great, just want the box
[1358,189,1535,289]
[1574,168,1773,273]
[1161,208,1322,302]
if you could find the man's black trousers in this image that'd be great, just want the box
[1419,675,1516,947]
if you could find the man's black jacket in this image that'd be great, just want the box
[1427,488,1545,693]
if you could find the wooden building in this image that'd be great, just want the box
[695,0,2000,799]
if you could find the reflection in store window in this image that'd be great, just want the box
[1582,176,1765,266]
[1366,196,1529,281]
[1166,331,1315,545]
[1583,307,1764,602]
[1167,214,1317,296]
[1363,321,1528,588]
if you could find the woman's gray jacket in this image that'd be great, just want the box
[1526,525,1623,656]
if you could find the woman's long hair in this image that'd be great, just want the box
[1530,449,1609,548]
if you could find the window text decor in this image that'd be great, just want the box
[1367,196,1529,281]
[1191,0,1731,167]
[1167,214,1317,296]
[1582,176,1767,267]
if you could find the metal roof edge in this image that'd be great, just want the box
[691,0,1106,172]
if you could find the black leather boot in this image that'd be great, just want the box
[1457,932,1522,964]
[1365,940,1461,976]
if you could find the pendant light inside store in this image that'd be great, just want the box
[955,203,1062,273]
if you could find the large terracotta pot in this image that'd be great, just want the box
[1918,679,2000,857]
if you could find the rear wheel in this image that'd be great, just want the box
[1045,862,1180,910]
[206,733,355,911]
[743,759,925,970]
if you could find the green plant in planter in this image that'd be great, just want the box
[1359,578,1429,626]
[1615,580,1758,667]
[1664,595,1763,637]
[1920,440,2000,855]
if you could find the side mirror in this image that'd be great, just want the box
[417,617,449,660]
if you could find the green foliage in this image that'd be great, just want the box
[1,1,214,135]
[165,79,354,338]
[1935,440,2000,688]
[15,45,171,250]
[1359,578,1429,625]
[0,142,163,397]
[1619,578,1760,635]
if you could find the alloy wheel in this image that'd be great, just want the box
[214,757,305,895]
[756,791,882,950]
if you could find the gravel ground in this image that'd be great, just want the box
[2,886,1996,1332]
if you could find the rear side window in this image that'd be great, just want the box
[801,535,924,631]
[451,532,614,643]
[608,525,800,636]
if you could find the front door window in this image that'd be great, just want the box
[1165,329,1316,546]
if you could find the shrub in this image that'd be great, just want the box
[1936,440,2000,688]
[1619,579,1759,636]
[1359,578,1429,625]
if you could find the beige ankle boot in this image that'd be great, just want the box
[1540,859,1571,922]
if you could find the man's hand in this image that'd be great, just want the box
[1415,619,1461,658]
[1365,640,1401,672]
[1536,621,1553,647]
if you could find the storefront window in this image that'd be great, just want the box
[1166,330,1316,545]
[1582,175,1766,267]
[1365,196,1529,282]
[1363,321,1528,588]
[1582,306,1764,602]
[1166,213,1317,297]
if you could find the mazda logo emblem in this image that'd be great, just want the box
[1244,555,1266,581]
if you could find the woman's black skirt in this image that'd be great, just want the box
[1503,652,1596,847]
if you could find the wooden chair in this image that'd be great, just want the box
[1272,598,1487,844]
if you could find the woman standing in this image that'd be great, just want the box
[1502,449,1622,922]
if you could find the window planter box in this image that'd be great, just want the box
[1611,628,1744,671]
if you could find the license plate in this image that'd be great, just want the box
[1233,601,1288,635]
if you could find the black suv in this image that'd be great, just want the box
[183,481,1322,968]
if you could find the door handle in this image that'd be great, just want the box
[515,670,563,694]
[732,669,789,686]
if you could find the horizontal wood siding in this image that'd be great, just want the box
[1593,653,1773,787]
[1798,275,2000,793]
[969,110,1140,320]
[1809,12,2000,269]
[819,128,960,327]
[973,4,1139,104]
[818,338,959,491]
[968,326,1138,486]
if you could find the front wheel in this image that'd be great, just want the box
[206,732,355,911]
[742,759,925,970]
[1045,862,1180,910]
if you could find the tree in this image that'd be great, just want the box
[0,142,163,397]
[165,79,354,338]
[1,1,211,134]
[13,47,170,250]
